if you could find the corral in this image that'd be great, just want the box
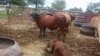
[0,15,100,56]
[0,5,100,56]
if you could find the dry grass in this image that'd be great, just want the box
[0,20,100,56]
[21,41,46,56]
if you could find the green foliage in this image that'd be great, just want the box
[86,2,94,12]
[0,11,7,18]
[0,0,6,4]
[51,0,66,10]
[28,0,45,8]
[9,0,26,6]
[86,2,100,13]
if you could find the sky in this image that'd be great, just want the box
[45,0,100,11]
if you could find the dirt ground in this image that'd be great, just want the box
[0,19,100,56]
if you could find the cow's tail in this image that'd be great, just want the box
[57,16,67,42]
[57,16,66,28]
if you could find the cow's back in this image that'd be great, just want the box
[36,14,56,27]
[55,12,71,23]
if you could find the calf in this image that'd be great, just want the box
[90,16,100,42]
[46,38,71,56]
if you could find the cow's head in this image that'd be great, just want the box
[46,40,55,54]
[70,13,76,20]
[46,38,60,54]
[30,13,40,21]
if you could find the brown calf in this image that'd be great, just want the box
[46,38,71,56]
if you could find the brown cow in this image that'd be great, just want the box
[90,15,100,42]
[54,12,75,32]
[30,13,66,41]
[46,38,71,56]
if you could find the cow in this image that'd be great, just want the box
[90,15,100,42]
[46,38,71,56]
[54,12,75,32]
[30,13,67,41]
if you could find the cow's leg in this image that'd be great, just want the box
[58,28,66,42]
[39,27,43,37]
[51,29,55,35]
[50,30,55,39]
[95,29,98,38]
[43,27,46,37]
[57,17,66,42]
[50,30,53,39]
[66,24,69,32]
[57,29,61,38]
[66,27,69,32]
[97,24,100,42]
[62,29,66,42]
[63,28,66,42]
[50,30,53,36]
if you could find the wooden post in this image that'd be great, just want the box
[6,5,10,24]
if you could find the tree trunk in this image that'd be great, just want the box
[35,0,38,13]
[6,3,10,23]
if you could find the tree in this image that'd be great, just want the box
[28,0,45,8]
[0,0,26,6]
[6,0,26,21]
[86,2,94,13]
[86,2,100,13]
[68,7,82,12]
[9,0,26,6]
[51,0,66,10]
[0,0,9,5]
